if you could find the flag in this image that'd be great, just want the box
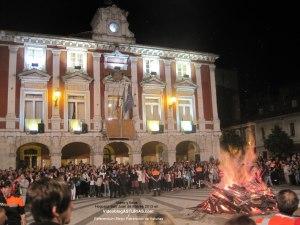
[121,86,126,118]
[115,95,121,119]
[124,85,134,113]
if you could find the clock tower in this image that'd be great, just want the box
[91,4,135,44]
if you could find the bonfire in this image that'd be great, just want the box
[193,147,277,215]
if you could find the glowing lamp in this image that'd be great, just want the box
[147,120,160,132]
[168,96,177,109]
[53,90,61,107]
[181,121,192,132]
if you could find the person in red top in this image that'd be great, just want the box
[0,180,26,225]
[256,189,300,225]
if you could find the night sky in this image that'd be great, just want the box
[0,0,299,97]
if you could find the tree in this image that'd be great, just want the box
[264,125,294,156]
[220,130,245,154]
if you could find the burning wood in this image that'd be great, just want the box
[193,181,277,215]
[192,146,278,215]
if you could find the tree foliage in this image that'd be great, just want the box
[220,130,245,153]
[264,125,294,156]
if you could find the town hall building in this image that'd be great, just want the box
[0,4,220,169]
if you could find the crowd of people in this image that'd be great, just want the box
[1,154,300,224]
[0,160,221,203]
[258,153,300,187]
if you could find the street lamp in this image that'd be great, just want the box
[168,96,177,109]
[53,89,61,107]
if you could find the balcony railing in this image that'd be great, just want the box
[105,119,136,140]
[68,119,88,134]
[180,120,196,133]
[25,118,41,133]
[146,120,164,133]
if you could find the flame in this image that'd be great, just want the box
[219,144,266,191]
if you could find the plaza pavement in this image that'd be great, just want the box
[25,185,300,225]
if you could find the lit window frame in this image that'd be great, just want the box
[23,92,45,132]
[143,56,160,77]
[177,97,194,132]
[24,45,46,70]
[176,60,191,79]
[143,95,163,132]
[67,48,87,72]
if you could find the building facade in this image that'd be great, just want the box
[227,112,300,158]
[0,5,221,169]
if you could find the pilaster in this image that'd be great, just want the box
[92,52,102,131]
[194,63,205,131]
[209,64,220,131]
[51,49,61,131]
[6,45,19,130]
[130,57,141,131]
[164,59,175,131]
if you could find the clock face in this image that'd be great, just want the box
[109,22,119,33]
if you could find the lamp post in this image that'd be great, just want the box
[53,89,61,107]
[168,96,177,109]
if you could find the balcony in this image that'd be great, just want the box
[146,120,164,133]
[180,121,196,133]
[25,119,44,134]
[69,119,88,134]
[105,119,136,140]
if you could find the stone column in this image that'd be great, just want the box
[209,64,220,131]
[7,136,16,168]
[213,133,221,158]
[6,45,19,130]
[131,150,141,165]
[168,150,176,166]
[194,63,205,131]
[91,152,103,167]
[164,60,175,131]
[51,153,62,168]
[91,141,103,167]
[51,49,61,131]
[93,53,102,131]
[50,136,61,168]
[130,57,140,131]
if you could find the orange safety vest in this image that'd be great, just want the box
[152,170,160,176]
[196,167,202,172]
[256,214,300,225]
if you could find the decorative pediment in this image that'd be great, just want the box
[140,75,166,94]
[175,78,197,95]
[62,71,93,84]
[91,4,135,44]
[104,49,129,70]
[18,68,51,83]
[103,73,131,85]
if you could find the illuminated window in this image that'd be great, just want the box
[68,95,85,132]
[68,95,85,120]
[178,98,193,131]
[67,50,87,72]
[24,46,46,70]
[176,61,191,78]
[24,93,43,131]
[143,58,159,76]
[144,97,161,131]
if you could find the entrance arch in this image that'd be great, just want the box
[16,143,50,169]
[103,142,130,164]
[141,142,168,163]
[61,142,91,166]
[176,141,200,162]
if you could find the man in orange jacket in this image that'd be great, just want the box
[256,189,300,225]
